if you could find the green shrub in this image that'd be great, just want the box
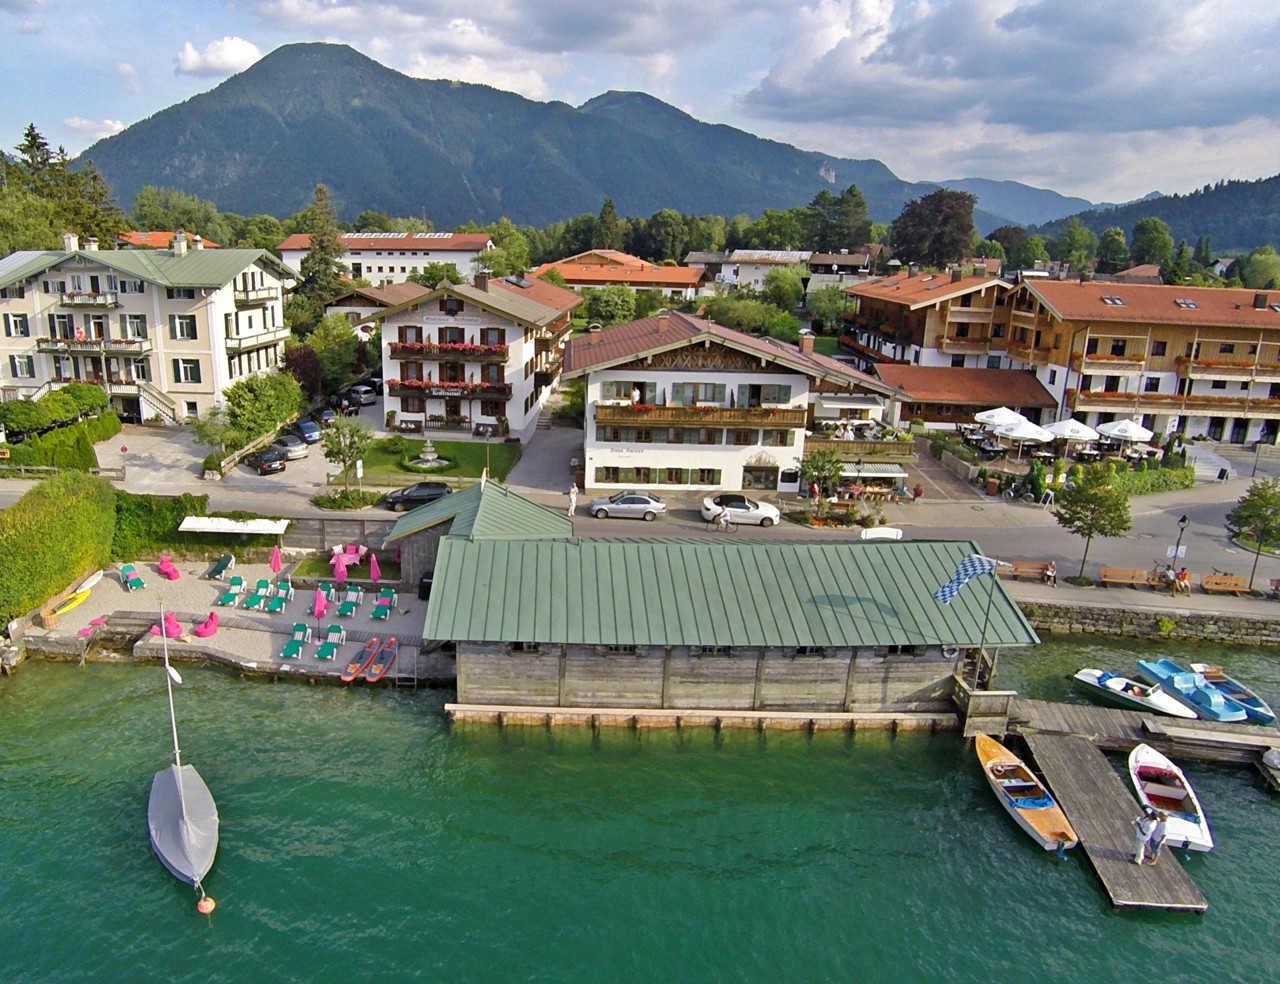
[202,451,224,473]
[1111,466,1195,496]
[1155,616,1177,634]
[1021,603,1039,619]
[112,491,210,560]
[312,489,383,510]
[379,434,410,456]
[0,473,116,626]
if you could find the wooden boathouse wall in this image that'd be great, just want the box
[457,644,962,712]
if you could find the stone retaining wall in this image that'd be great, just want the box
[1024,601,1280,646]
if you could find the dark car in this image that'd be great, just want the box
[290,419,323,444]
[245,449,287,475]
[367,372,384,395]
[384,482,454,512]
[328,392,360,416]
[312,407,337,427]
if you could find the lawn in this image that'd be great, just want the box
[811,335,841,356]
[292,555,402,581]
[339,437,520,485]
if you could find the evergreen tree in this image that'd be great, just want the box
[1192,236,1214,268]
[297,184,348,309]
[1162,240,1194,284]
[595,198,623,250]
[804,189,839,251]
[835,183,872,249]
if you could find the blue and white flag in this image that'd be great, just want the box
[932,554,999,604]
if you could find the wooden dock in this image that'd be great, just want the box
[1020,733,1207,912]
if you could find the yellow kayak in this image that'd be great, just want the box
[975,733,1078,851]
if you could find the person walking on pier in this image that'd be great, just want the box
[1148,812,1169,865]
[1132,807,1158,864]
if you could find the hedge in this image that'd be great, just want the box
[1110,466,1196,495]
[111,493,281,560]
[0,412,120,470]
[0,473,116,627]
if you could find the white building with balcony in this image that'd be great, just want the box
[278,232,493,285]
[0,232,294,422]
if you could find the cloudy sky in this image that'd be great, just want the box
[4,0,1278,205]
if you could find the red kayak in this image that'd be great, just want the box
[365,637,398,683]
[340,637,381,683]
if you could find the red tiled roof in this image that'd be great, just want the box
[1026,281,1280,329]
[843,272,1008,309]
[532,250,705,288]
[487,274,582,317]
[873,366,1057,407]
[119,231,219,248]
[277,232,492,251]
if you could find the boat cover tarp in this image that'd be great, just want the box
[148,764,219,886]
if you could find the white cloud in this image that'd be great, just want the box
[63,117,125,140]
[117,62,141,96]
[175,37,264,77]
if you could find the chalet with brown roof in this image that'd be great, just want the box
[531,249,707,299]
[562,311,907,493]
[873,366,1056,427]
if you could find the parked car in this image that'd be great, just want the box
[384,482,454,512]
[588,490,667,521]
[270,434,310,459]
[312,407,337,426]
[700,493,780,527]
[244,449,287,475]
[290,419,323,444]
[328,393,360,416]
[348,384,377,405]
[366,373,384,395]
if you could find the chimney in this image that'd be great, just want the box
[951,269,962,284]
[172,230,188,257]
[656,310,669,333]
[475,272,489,291]
[84,237,99,251]
[909,264,919,277]
[192,235,204,250]
[1254,292,1269,310]
[61,232,79,252]
[798,334,815,354]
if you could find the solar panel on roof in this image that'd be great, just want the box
[505,276,533,288]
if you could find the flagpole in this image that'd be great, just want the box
[972,566,999,689]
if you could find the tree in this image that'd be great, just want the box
[228,213,285,251]
[1130,217,1174,267]
[741,208,806,251]
[1010,235,1050,270]
[191,406,245,454]
[58,382,109,416]
[408,262,463,287]
[1225,477,1280,591]
[535,267,568,288]
[223,372,304,439]
[804,189,840,250]
[763,265,806,311]
[321,417,374,492]
[584,285,636,325]
[131,186,230,244]
[807,285,848,333]
[595,198,623,250]
[0,184,59,253]
[1238,247,1280,289]
[1054,466,1131,579]
[1096,227,1129,273]
[308,313,360,393]
[835,183,872,249]
[798,447,845,515]
[987,225,1027,259]
[972,239,1006,261]
[890,189,977,268]
[1192,236,1214,269]
[0,398,51,437]
[296,184,348,309]
[1162,240,1194,284]
[1054,217,1098,271]
[282,344,323,399]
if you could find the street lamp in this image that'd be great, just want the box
[1172,514,1190,560]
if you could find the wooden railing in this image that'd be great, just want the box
[388,342,509,363]
[592,403,807,427]
[1175,356,1280,381]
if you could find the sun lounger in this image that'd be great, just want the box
[266,596,288,614]
[243,592,267,611]
[274,580,294,600]
[315,641,340,660]
[323,624,346,645]
[377,587,398,605]
[344,587,363,604]
[337,600,358,618]
[280,639,304,659]
[319,582,335,600]
[227,575,245,594]
[291,623,312,643]
[371,602,390,621]
[216,591,239,607]
[205,553,235,580]
[121,564,146,591]
[254,578,271,594]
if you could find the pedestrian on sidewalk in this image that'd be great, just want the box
[1132,807,1158,864]
[567,482,578,517]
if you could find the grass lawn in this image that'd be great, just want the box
[812,335,841,356]
[292,555,402,581]
[341,438,520,486]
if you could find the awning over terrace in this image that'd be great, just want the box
[178,517,291,536]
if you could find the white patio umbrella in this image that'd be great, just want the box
[1044,418,1100,443]
[974,406,1028,428]
[994,419,1055,460]
[1095,417,1154,443]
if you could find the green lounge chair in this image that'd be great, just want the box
[243,593,267,611]
[266,596,288,614]
[378,587,398,605]
[315,641,339,660]
[280,639,304,659]
[254,578,271,594]
[205,553,235,580]
[344,587,363,605]
[323,624,346,645]
[291,623,312,642]
[227,575,245,594]
[337,600,357,618]
[371,603,390,621]
[319,582,334,599]
[121,564,145,591]
[274,580,295,600]
[216,591,239,607]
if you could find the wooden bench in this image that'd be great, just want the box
[998,561,1051,581]
[1200,574,1247,595]
[1100,567,1152,588]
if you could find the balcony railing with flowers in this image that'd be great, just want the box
[388,341,509,363]
[1005,339,1053,363]
[37,335,152,354]
[936,334,991,355]
[593,402,807,427]
[1070,352,1147,374]
[1069,387,1280,417]
[387,379,511,399]
[1175,356,1280,381]
[60,291,119,308]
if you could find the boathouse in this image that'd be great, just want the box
[390,482,1037,715]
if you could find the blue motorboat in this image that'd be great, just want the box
[1135,658,1249,723]
[1190,663,1277,726]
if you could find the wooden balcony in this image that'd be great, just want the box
[224,324,291,353]
[936,335,991,355]
[593,403,807,428]
[805,436,916,459]
[233,286,280,306]
[1005,339,1053,364]
[388,342,509,364]
[1071,389,1280,419]
[1072,353,1147,375]
[1176,357,1280,382]
[388,380,511,399]
[60,291,118,308]
[37,335,152,355]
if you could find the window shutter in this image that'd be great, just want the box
[779,384,791,402]
[2,314,9,337]
[192,363,201,384]
[48,314,57,334]
[8,355,16,375]
[119,314,127,332]
[169,315,177,339]
[24,356,34,377]
[737,384,749,408]
[172,358,181,382]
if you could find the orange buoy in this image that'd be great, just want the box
[197,896,216,914]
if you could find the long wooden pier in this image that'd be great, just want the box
[996,698,1280,913]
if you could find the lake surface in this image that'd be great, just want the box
[2,638,1277,984]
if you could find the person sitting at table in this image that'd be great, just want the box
[833,422,848,440]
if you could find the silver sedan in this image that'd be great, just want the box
[587,490,667,521]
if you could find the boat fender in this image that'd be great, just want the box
[197,896,216,914]
[992,764,1005,775]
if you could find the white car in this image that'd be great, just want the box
[269,433,310,459]
[348,384,377,405]
[700,493,781,527]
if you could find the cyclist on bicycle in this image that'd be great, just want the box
[714,506,732,530]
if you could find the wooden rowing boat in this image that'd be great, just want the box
[340,637,381,683]
[1189,663,1276,726]
[1128,743,1213,852]
[975,733,1077,851]
[364,636,398,683]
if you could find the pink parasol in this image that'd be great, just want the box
[368,552,381,584]
[333,552,349,585]
[311,587,327,620]
[269,544,282,574]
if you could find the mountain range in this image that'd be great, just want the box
[79,43,1117,234]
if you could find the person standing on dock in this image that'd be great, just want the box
[1148,812,1169,865]
[1132,808,1158,864]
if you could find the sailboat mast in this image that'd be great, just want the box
[161,609,182,769]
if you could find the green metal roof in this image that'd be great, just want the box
[0,250,65,288]
[383,479,574,544]
[0,247,290,290]
[424,538,1038,649]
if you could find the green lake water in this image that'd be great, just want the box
[2,638,1278,984]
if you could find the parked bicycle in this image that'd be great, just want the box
[1002,483,1036,502]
